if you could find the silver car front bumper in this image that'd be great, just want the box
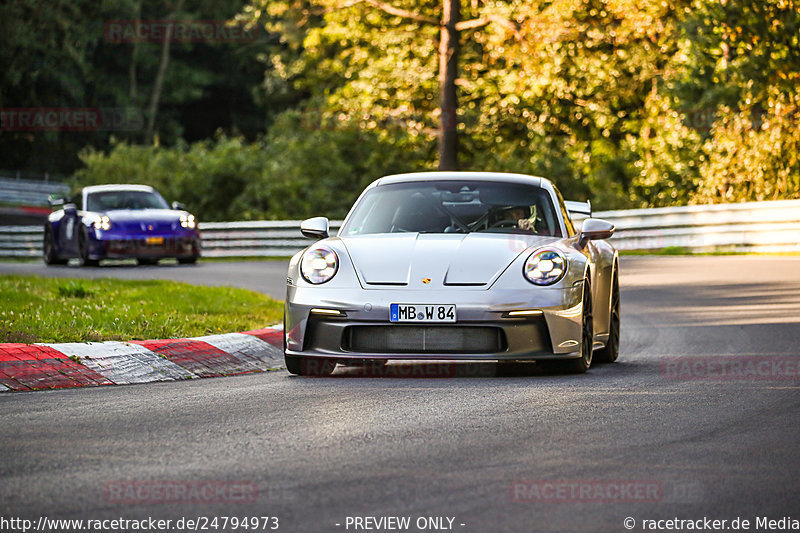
[284,284,584,361]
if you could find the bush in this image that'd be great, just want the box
[73,137,271,221]
[73,113,431,221]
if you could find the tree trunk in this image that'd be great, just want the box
[145,0,185,144]
[129,0,142,142]
[129,0,142,103]
[438,0,460,170]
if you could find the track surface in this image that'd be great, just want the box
[0,260,289,299]
[2,257,799,532]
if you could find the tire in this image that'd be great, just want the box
[137,258,159,266]
[78,230,99,267]
[43,228,67,266]
[284,354,336,376]
[177,256,198,264]
[594,266,620,364]
[548,278,593,374]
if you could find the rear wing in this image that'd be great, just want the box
[564,200,591,220]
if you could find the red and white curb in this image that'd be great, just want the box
[0,326,283,392]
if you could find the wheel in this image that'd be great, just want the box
[594,265,620,364]
[284,354,336,376]
[177,256,198,264]
[137,258,159,266]
[78,230,99,267]
[548,278,593,374]
[43,227,67,266]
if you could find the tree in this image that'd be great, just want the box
[247,0,525,170]
[144,0,187,144]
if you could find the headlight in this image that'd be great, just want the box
[300,246,338,284]
[180,213,196,229]
[92,215,111,231]
[523,249,567,286]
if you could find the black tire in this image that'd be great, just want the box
[177,256,198,264]
[595,266,620,364]
[78,230,99,267]
[137,258,159,266]
[548,278,593,374]
[43,227,67,266]
[284,354,336,376]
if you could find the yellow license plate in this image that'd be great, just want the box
[146,237,164,245]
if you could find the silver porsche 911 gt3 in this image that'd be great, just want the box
[284,172,620,376]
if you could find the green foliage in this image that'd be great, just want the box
[11,0,800,214]
[678,0,800,203]
[73,122,430,220]
[56,280,92,299]
[231,109,431,219]
[240,0,693,209]
[694,90,800,203]
[74,136,269,220]
[0,0,272,174]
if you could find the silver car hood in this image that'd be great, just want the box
[340,233,558,287]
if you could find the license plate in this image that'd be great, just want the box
[390,304,456,323]
[146,237,164,245]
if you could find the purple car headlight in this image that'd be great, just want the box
[524,249,567,286]
[300,246,338,284]
[180,214,196,229]
[92,215,111,231]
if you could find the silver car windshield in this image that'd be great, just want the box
[341,181,562,237]
[86,190,169,211]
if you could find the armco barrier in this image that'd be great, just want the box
[199,220,342,258]
[1,200,798,259]
[600,199,800,253]
[0,176,70,207]
[0,225,44,258]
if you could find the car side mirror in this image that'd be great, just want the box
[48,195,66,208]
[300,217,329,239]
[578,218,615,248]
[171,201,186,210]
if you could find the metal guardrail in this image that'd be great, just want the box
[599,199,800,253]
[0,176,70,207]
[199,220,343,258]
[1,200,798,259]
[0,225,44,257]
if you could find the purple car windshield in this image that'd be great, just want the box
[86,190,169,212]
[341,181,562,237]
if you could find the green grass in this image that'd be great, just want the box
[0,275,283,343]
[0,257,39,263]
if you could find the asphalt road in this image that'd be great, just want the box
[0,259,290,300]
[1,256,799,533]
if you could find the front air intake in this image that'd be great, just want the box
[342,326,506,354]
